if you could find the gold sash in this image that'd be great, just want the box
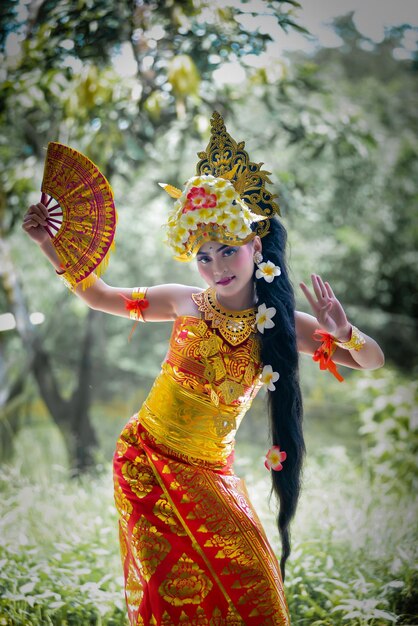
[138,370,251,464]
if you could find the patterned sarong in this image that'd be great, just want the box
[113,416,290,625]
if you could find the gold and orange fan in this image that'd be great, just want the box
[40,142,117,290]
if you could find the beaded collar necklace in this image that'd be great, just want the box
[192,287,256,346]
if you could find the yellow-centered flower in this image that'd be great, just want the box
[264,446,287,471]
[255,303,276,333]
[260,364,280,391]
[255,261,281,283]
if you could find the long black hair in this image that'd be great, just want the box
[254,217,306,581]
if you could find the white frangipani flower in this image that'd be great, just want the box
[236,223,252,239]
[225,216,243,234]
[255,303,276,333]
[260,364,280,391]
[255,261,281,283]
[181,211,201,229]
[228,204,242,216]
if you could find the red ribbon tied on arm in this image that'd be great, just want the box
[118,293,150,342]
[312,330,344,382]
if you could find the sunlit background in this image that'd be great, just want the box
[1,1,417,624]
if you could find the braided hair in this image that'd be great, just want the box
[254,217,306,581]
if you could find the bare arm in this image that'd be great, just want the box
[297,274,384,370]
[22,203,202,321]
[295,310,384,370]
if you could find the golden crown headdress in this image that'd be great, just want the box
[161,111,280,261]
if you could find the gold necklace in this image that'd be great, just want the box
[192,287,256,346]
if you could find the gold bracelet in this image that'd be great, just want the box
[335,325,366,351]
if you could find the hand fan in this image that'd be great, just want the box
[40,142,117,289]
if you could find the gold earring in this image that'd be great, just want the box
[253,251,263,265]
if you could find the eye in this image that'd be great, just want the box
[223,247,237,257]
[197,256,211,264]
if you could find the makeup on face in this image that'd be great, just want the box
[196,239,260,309]
[196,244,236,262]
[197,243,252,286]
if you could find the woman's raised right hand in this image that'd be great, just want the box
[22,203,50,245]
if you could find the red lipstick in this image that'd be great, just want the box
[217,276,235,286]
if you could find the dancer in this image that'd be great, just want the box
[22,112,384,625]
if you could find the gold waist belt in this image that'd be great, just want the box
[138,372,249,464]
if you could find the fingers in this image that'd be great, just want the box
[325,281,336,300]
[312,274,338,301]
[32,203,48,222]
[37,202,49,218]
[299,281,318,311]
[311,273,327,301]
[302,275,336,308]
[22,214,44,229]
[22,216,36,230]
[23,204,48,228]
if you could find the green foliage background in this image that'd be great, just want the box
[0,1,417,624]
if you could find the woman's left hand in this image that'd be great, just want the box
[300,274,351,340]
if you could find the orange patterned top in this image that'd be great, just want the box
[137,313,263,465]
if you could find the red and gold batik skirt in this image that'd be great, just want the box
[113,414,290,625]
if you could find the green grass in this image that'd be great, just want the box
[239,446,417,625]
[0,465,127,626]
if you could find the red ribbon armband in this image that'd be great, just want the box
[312,330,344,382]
[119,287,149,341]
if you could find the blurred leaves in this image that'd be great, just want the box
[0,466,126,625]
[0,0,307,231]
[253,15,418,369]
[357,371,418,496]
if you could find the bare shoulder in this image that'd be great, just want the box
[172,284,204,317]
[144,283,204,321]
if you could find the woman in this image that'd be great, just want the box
[22,113,384,625]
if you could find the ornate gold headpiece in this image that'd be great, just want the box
[161,111,280,261]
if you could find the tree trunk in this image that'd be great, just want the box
[0,237,99,474]
[0,340,30,462]
[68,307,99,474]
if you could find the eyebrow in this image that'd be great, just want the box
[197,245,230,257]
